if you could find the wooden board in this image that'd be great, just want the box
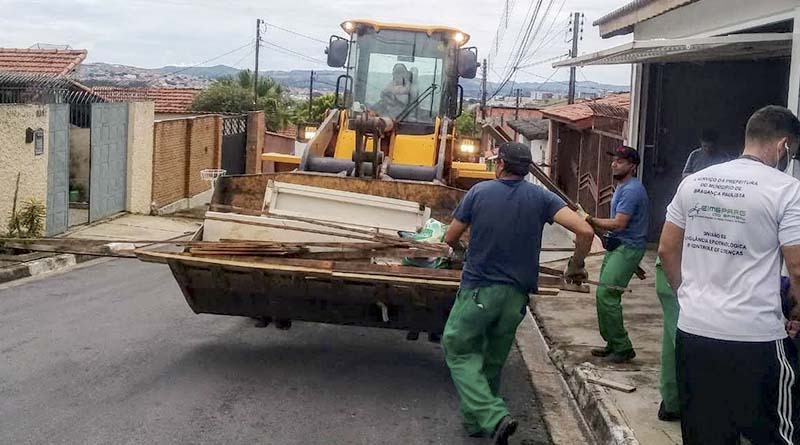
[306,109,339,157]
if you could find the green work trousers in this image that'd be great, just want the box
[655,259,680,413]
[442,284,529,435]
[596,245,645,354]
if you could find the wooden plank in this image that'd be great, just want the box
[586,377,636,393]
[333,262,462,281]
[306,109,339,157]
[134,250,334,275]
[331,271,460,288]
[204,215,390,244]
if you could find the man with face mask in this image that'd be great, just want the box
[659,105,800,444]
[585,146,650,363]
[442,142,595,444]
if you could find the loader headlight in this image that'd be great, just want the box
[453,32,465,44]
[343,21,355,32]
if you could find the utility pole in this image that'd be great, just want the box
[568,12,582,104]
[514,88,521,141]
[480,58,488,120]
[308,70,315,121]
[254,18,262,107]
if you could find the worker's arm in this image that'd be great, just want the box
[784,245,800,310]
[589,212,632,232]
[444,219,469,250]
[681,151,696,179]
[658,222,685,291]
[553,207,594,267]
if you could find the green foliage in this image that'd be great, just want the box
[190,82,252,114]
[455,108,479,137]
[7,198,46,238]
[191,69,293,132]
[291,94,337,124]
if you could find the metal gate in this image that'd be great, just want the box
[46,103,70,236]
[221,115,247,175]
[90,103,128,222]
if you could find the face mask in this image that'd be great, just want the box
[777,141,792,171]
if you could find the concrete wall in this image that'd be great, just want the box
[68,127,90,199]
[635,0,797,39]
[126,102,155,214]
[0,104,49,232]
[151,114,221,209]
[262,131,296,173]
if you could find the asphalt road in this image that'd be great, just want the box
[0,259,552,445]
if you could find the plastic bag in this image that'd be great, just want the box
[401,218,450,269]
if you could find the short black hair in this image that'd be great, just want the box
[502,160,529,176]
[700,128,718,143]
[745,105,800,145]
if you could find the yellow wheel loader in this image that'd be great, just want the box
[263,19,493,185]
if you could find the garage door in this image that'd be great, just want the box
[90,103,128,222]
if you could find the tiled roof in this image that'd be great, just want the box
[0,48,87,76]
[540,93,630,126]
[507,119,549,140]
[91,87,202,113]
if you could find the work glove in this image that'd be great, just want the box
[448,240,467,263]
[563,257,588,284]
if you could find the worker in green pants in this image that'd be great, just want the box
[442,142,595,444]
[587,146,649,363]
[655,257,680,421]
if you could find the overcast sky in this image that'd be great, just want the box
[2,0,633,86]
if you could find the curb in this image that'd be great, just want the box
[516,310,598,444]
[0,254,92,285]
[523,306,640,445]
[565,363,639,445]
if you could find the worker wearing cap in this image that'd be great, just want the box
[442,142,595,444]
[586,146,650,363]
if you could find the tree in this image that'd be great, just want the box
[455,107,479,137]
[191,69,292,132]
[291,93,337,124]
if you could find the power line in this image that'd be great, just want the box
[230,48,256,69]
[260,41,329,66]
[165,40,254,75]
[516,68,614,92]
[264,21,328,44]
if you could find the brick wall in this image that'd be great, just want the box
[151,115,221,208]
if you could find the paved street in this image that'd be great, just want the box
[0,259,552,444]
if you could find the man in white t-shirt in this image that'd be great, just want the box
[659,105,800,444]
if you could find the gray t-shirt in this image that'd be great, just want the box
[682,148,732,175]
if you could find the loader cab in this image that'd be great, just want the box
[263,19,480,184]
[325,20,477,178]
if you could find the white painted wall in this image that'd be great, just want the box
[635,0,797,39]
[126,102,155,214]
[0,104,49,232]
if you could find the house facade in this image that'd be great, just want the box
[557,0,800,239]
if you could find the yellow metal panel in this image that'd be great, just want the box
[392,133,437,166]
[262,153,301,164]
[455,169,495,179]
[341,19,470,44]
[451,161,486,172]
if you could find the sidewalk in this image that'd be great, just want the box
[0,215,201,285]
[66,214,201,241]
[530,249,681,445]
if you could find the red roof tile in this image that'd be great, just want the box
[91,87,202,113]
[540,93,630,126]
[0,48,87,76]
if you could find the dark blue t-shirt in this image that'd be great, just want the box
[609,178,649,250]
[453,179,566,293]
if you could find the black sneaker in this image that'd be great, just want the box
[591,346,613,357]
[492,416,518,445]
[603,349,636,363]
[657,401,680,422]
